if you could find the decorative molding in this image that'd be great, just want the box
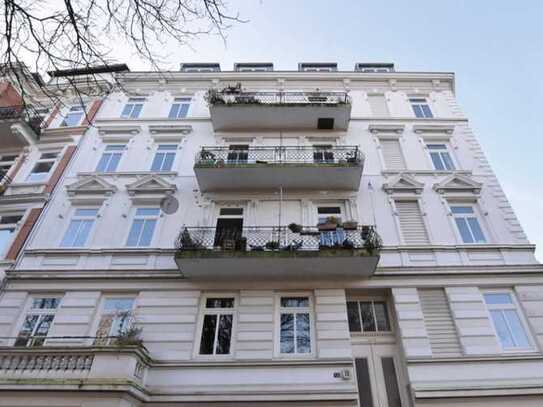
[413,124,455,134]
[383,173,425,195]
[126,174,176,204]
[148,124,192,135]
[97,125,141,142]
[368,124,405,134]
[66,175,117,204]
[433,174,482,195]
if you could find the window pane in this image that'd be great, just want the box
[451,206,473,214]
[73,219,93,246]
[490,310,515,348]
[121,104,133,118]
[126,219,144,246]
[34,314,54,336]
[199,314,217,354]
[280,313,295,353]
[360,302,376,332]
[177,103,189,118]
[374,302,391,331]
[106,153,121,172]
[75,209,98,217]
[138,219,156,246]
[441,152,455,170]
[32,298,60,309]
[455,218,474,243]
[504,310,530,348]
[96,154,110,172]
[151,153,164,171]
[347,301,361,332]
[467,217,486,243]
[162,152,175,171]
[295,313,311,353]
[281,297,309,307]
[168,104,180,119]
[421,105,433,118]
[104,298,134,312]
[15,315,39,347]
[0,228,15,254]
[430,152,445,170]
[216,314,233,354]
[484,293,512,305]
[206,298,234,308]
[136,208,160,216]
[412,105,424,118]
[131,104,143,118]
[60,220,81,247]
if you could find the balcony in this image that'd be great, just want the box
[174,225,381,279]
[194,146,364,191]
[0,169,12,194]
[207,88,351,130]
[0,105,42,148]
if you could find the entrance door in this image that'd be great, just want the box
[214,218,243,249]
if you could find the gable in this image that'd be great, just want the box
[383,174,424,194]
[433,174,482,194]
[66,175,117,196]
[126,174,177,196]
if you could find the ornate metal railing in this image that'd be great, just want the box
[176,225,381,254]
[0,169,12,194]
[208,90,350,106]
[195,146,362,166]
[0,104,43,135]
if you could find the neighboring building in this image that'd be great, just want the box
[0,64,127,282]
[0,62,541,407]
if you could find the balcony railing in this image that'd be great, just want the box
[195,146,362,167]
[176,225,381,255]
[0,169,13,194]
[207,89,350,106]
[0,104,43,135]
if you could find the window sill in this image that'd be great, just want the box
[77,171,178,177]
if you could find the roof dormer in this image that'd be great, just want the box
[234,63,273,72]
[179,63,221,73]
[298,62,338,72]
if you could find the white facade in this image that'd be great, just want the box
[0,64,542,407]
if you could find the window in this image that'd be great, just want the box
[15,297,61,347]
[277,296,312,355]
[367,94,389,116]
[26,152,58,182]
[59,105,85,127]
[197,297,235,356]
[94,298,135,342]
[121,97,145,119]
[126,208,160,247]
[410,98,433,118]
[450,205,486,243]
[484,291,532,351]
[427,143,455,170]
[151,144,177,171]
[96,145,124,172]
[395,200,430,245]
[317,206,345,247]
[347,300,391,333]
[60,208,98,247]
[0,214,23,257]
[313,145,334,163]
[168,97,191,119]
[226,145,249,164]
[0,154,18,174]
[380,139,406,170]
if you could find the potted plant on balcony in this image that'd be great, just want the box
[318,216,340,231]
[116,325,143,347]
[362,226,383,255]
[288,223,303,233]
[265,240,280,251]
[199,150,216,166]
[342,220,358,230]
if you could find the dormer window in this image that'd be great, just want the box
[180,63,221,72]
[298,63,337,72]
[355,63,395,73]
[234,63,273,72]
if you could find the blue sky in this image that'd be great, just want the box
[120,0,543,259]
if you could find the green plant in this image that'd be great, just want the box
[288,223,303,233]
[265,241,280,250]
[363,228,383,255]
[116,326,143,347]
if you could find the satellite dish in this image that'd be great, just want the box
[160,196,179,215]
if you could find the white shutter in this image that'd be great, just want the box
[396,201,429,244]
[367,94,389,117]
[380,139,405,170]
[419,288,462,357]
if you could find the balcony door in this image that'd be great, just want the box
[226,144,249,164]
[313,144,334,163]
[214,208,243,249]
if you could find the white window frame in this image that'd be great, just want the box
[425,142,456,171]
[59,207,99,248]
[482,289,535,353]
[125,207,161,247]
[194,293,238,359]
[274,292,315,358]
[409,97,434,118]
[0,212,24,258]
[121,97,145,119]
[447,202,488,244]
[376,135,407,172]
[59,104,86,127]
[346,297,393,336]
[26,151,60,183]
[13,295,62,347]
[150,144,178,172]
[96,144,125,173]
[168,97,192,119]
[390,197,433,245]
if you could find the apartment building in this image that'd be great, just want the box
[0,62,541,407]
